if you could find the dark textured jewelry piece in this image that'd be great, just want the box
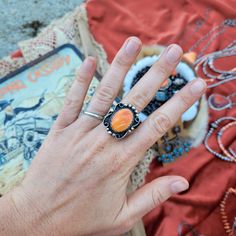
[156,126,192,163]
[103,103,140,139]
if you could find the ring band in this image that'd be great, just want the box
[103,103,140,139]
[84,111,104,120]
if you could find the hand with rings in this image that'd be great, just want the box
[0,37,206,236]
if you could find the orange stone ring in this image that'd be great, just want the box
[103,103,140,139]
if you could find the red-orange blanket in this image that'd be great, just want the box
[86,0,236,235]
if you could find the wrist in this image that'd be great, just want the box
[0,191,30,235]
[0,187,56,236]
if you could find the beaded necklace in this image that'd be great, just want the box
[217,121,236,159]
[220,188,236,236]
[204,117,236,162]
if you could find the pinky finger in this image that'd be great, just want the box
[53,57,96,130]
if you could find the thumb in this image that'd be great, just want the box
[125,176,189,222]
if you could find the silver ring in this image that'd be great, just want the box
[84,111,104,120]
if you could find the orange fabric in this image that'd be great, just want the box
[86,0,236,235]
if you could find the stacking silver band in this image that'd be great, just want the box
[84,111,104,120]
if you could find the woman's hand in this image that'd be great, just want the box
[1,37,206,236]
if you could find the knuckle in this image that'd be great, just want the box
[129,92,148,112]
[109,152,125,174]
[149,113,172,136]
[152,188,165,207]
[154,62,170,78]
[114,53,130,68]
[64,97,79,108]
[122,144,135,159]
[177,92,191,108]
[96,83,115,104]
[76,71,88,84]
[119,217,134,232]
[93,136,108,153]
[84,138,108,163]
[106,143,135,175]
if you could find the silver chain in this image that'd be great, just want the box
[190,19,236,88]
[189,19,236,58]
[194,40,236,88]
[202,44,236,79]
[208,41,236,75]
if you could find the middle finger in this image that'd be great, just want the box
[81,37,142,130]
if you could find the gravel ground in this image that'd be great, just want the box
[0,0,84,58]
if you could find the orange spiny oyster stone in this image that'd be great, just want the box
[160,79,169,88]
[111,108,134,132]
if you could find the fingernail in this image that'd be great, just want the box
[125,37,141,56]
[165,44,183,63]
[83,57,95,72]
[171,180,189,193]
[190,78,207,96]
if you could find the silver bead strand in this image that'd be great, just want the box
[204,116,236,162]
